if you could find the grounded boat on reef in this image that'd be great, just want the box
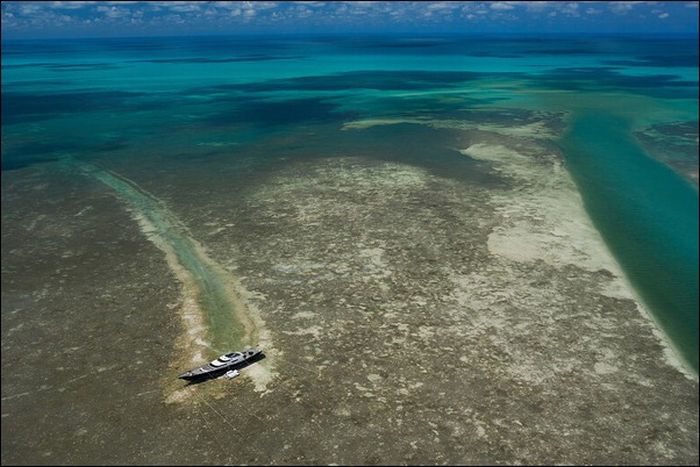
[178,348,263,381]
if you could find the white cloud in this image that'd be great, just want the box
[2,10,16,27]
[490,2,515,11]
[520,1,555,12]
[19,4,42,15]
[609,1,638,14]
[559,2,579,16]
[96,5,129,19]
[295,6,313,18]
[1,0,694,35]
[426,2,459,11]
[247,1,279,10]
[167,13,185,24]
[49,1,93,9]
[170,4,201,13]
[150,1,204,12]
[212,1,239,8]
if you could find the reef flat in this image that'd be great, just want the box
[50,112,693,464]
[635,120,699,186]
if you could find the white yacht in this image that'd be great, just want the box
[178,348,262,381]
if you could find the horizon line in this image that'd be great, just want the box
[3,30,699,42]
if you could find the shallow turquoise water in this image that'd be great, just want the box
[561,112,699,371]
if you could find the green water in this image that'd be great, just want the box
[560,112,699,373]
[72,160,246,353]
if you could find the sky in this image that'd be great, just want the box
[1,1,698,39]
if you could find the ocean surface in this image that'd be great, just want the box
[3,33,697,369]
[1,34,698,464]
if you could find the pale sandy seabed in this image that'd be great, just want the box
[1,117,698,464]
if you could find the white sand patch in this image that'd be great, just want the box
[282,325,323,340]
[164,387,195,405]
[460,144,531,166]
[460,143,625,274]
[208,226,226,236]
[457,142,693,379]
[594,362,619,375]
[231,281,276,392]
[292,311,317,320]
[367,373,383,384]
[273,261,325,274]
[244,363,276,394]
[342,118,414,130]
[74,206,92,217]
[343,117,557,140]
